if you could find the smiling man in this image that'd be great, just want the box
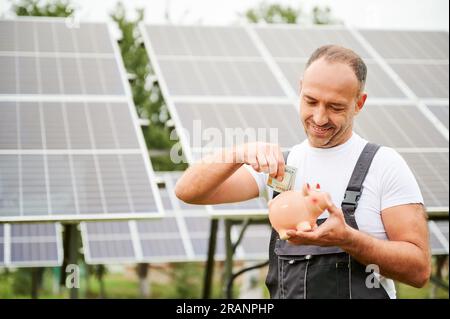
[175,45,431,299]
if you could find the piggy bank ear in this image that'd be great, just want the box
[302,183,310,196]
[324,193,333,207]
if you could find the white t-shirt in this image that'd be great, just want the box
[245,132,424,299]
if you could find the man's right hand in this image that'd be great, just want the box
[233,142,285,181]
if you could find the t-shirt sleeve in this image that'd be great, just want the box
[379,148,424,211]
[243,164,268,198]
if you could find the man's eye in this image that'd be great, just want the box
[331,106,345,112]
[306,100,316,105]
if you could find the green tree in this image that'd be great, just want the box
[13,0,74,17]
[170,263,203,298]
[244,2,340,25]
[245,3,300,24]
[110,3,187,171]
[312,6,337,25]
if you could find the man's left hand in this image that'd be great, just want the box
[285,202,354,247]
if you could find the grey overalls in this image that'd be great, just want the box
[266,143,391,299]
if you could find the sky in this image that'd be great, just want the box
[0,0,449,30]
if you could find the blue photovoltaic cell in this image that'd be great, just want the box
[145,25,262,57]
[0,20,114,53]
[0,223,63,267]
[359,30,449,60]
[354,104,448,148]
[401,152,449,208]
[426,105,449,129]
[429,220,449,255]
[255,27,371,59]
[0,154,159,218]
[0,56,125,95]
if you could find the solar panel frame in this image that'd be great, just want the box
[0,17,164,222]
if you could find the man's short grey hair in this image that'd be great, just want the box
[305,45,367,94]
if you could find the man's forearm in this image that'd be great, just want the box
[175,148,241,203]
[341,226,430,287]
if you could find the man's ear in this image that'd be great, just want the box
[355,92,367,114]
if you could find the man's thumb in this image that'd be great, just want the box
[327,203,341,215]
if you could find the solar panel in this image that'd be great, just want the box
[0,56,124,95]
[174,101,305,156]
[157,59,286,97]
[0,20,114,53]
[428,220,449,255]
[426,104,449,129]
[81,221,137,263]
[354,104,448,148]
[436,220,449,243]
[255,26,371,59]
[81,172,272,264]
[358,29,449,103]
[0,223,63,268]
[254,28,406,99]
[0,101,139,149]
[0,18,163,222]
[401,152,449,209]
[142,24,303,163]
[389,62,449,99]
[359,30,449,60]
[277,61,406,98]
[0,225,4,265]
[144,25,262,57]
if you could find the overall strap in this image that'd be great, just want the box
[341,142,380,230]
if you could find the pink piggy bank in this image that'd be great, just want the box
[268,184,332,240]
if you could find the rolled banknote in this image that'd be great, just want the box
[267,165,297,193]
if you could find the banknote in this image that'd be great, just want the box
[267,165,297,193]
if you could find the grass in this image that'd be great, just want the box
[0,262,448,299]
[396,281,448,299]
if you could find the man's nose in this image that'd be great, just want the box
[312,106,329,126]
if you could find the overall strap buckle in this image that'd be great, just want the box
[342,190,362,208]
